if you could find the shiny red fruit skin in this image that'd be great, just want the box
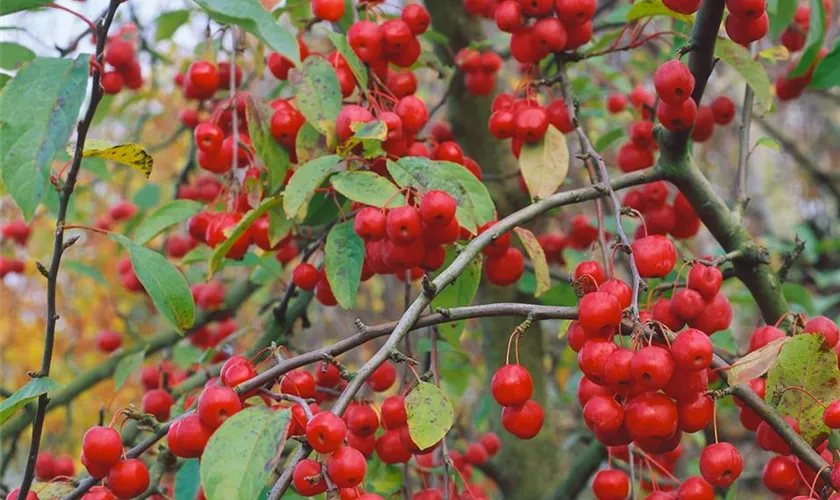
[699,442,743,487]
[197,385,242,430]
[501,399,544,439]
[367,362,397,392]
[592,469,630,500]
[491,364,534,406]
[306,411,348,453]
[327,446,368,488]
[381,396,408,430]
[107,459,150,499]
[292,459,327,496]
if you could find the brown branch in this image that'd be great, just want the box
[16,1,122,497]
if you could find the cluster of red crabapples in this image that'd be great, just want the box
[100,25,144,96]
[465,0,597,58]
[621,181,702,240]
[455,48,504,96]
[488,91,575,155]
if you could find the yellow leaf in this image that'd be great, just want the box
[759,45,790,62]
[77,139,154,178]
[726,337,791,386]
[513,227,551,296]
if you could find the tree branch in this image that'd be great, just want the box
[17,2,122,496]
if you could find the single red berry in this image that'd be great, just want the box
[306,411,348,453]
[197,385,242,430]
[220,356,257,389]
[83,426,123,467]
[725,12,769,45]
[677,393,715,433]
[583,395,625,435]
[603,348,635,392]
[96,329,122,353]
[312,0,345,21]
[762,455,800,495]
[748,325,786,352]
[630,345,675,391]
[367,362,397,392]
[142,389,174,422]
[185,61,219,100]
[167,414,213,458]
[533,17,568,52]
[381,396,408,430]
[691,105,715,142]
[671,288,706,321]
[631,235,677,278]
[480,432,502,456]
[574,260,607,286]
[699,443,743,487]
[687,263,723,299]
[281,369,316,399]
[491,364,534,406]
[292,459,327,496]
[671,328,714,370]
[578,292,622,338]
[664,0,702,13]
[592,469,630,500]
[401,4,431,35]
[555,0,598,24]
[465,443,489,465]
[354,207,387,242]
[347,21,383,63]
[501,399,544,439]
[805,316,839,347]
[394,96,429,134]
[606,93,627,114]
[578,339,618,385]
[711,95,736,125]
[34,452,55,481]
[657,98,698,132]
[107,459,150,499]
[375,429,412,464]
[599,279,632,309]
[726,0,767,20]
[327,446,367,488]
[513,107,549,144]
[292,263,320,291]
[654,60,695,104]
[677,476,714,500]
[386,206,423,244]
[484,247,525,286]
[5,489,39,500]
[101,71,124,94]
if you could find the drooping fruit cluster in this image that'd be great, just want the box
[491,363,544,439]
[101,25,144,95]
[467,0,596,61]
[81,426,150,499]
[654,59,697,132]
[488,92,573,157]
[455,48,503,96]
[724,0,769,46]
[622,181,702,240]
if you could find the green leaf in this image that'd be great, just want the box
[0,55,89,221]
[132,184,162,211]
[324,31,367,90]
[283,154,341,219]
[755,136,781,152]
[352,120,387,140]
[267,204,292,247]
[0,0,50,16]
[0,42,35,70]
[405,382,454,450]
[330,171,404,208]
[513,227,550,296]
[134,200,202,245]
[63,260,108,285]
[114,350,146,390]
[295,122,322,165]
[0,377,61,423]
[81,157,111,180]
[388,157,495,234]
[181,245,212,265]
[208,196,284,277]
[810,39,840,89]
[337,0,355,32]
[518,125,570,201]
[175,459,201,500]
[111,234,195,333]
[782,282,816,314]
[247,97,290,195]
[325,220,365,309]
[714,38,773,113]
[193,0,300,65]
[594,127,625,152]
[200,407,291,500]
[789,0,826,78]
[766,334,840,446]
[156,10,191,41]
[172,342,204,369]
[430,248,481,345]
[291,56,342,136]
[0,73,9,90]
[768,0,798,39]
[627,0,694,23]
[726,337,790,386]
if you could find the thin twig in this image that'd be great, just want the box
[734,46,756,221]
[16,2,122,497]
[777,235,806,284]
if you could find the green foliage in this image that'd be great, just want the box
[0,0,51,16]
[155,10,191,41]
[283,154,341,219]
[111,234,195,333]
[134,200,203,245]
[766,334,840,446]
[325,220,365,309]
[208,196,284,276]
[325,31,367,89]
[627,0,694,23]
[387,157,495,233]
[789,0,826,78]
[330,171,405,208]
[292,56,342,136]
[200,407,291,500]
[114,350,146,390]
[0,377,61,423]
[768,0,798,39]
[714,38,773,113]
[430,248,482,344]
[247,98,290,195]
[0,55,89,221]
[0,42,35,70]
[63,260,108,286]
[810,39,840,89]
[519,125,569,201]
[405,382,454,450]
[194,0,300,64]
[175,459,201,500]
